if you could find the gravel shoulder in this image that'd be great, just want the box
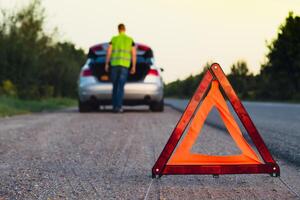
[0,107,299,199]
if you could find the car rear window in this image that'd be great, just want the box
[88,45,154,82]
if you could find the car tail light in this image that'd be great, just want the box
[81,68,92,77]
[137,44,150,51]
[90,45,103,52]
[147,69,159,76]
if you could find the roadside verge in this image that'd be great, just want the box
[0,96,76,117]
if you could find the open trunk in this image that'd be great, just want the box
[88,46,153,82]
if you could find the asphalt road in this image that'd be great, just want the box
[166,98,300,166]
[0,106,299,199]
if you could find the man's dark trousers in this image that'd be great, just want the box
[111,66,129,110]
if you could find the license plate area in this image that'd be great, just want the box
[100,75,109,81]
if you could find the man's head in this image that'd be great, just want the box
[118,23,126,33]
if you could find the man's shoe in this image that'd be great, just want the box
[117,108,124,113]
[112,107,123,113]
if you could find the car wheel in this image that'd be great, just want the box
[150,99,164,112]
[78,100,93,113]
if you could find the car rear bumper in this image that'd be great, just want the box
[79,82,163,104]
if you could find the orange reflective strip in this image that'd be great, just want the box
[168,80,262,165]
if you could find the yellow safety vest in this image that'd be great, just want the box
[110,33,133,68]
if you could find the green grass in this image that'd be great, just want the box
[0,96,77,117]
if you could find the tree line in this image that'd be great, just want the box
[0,0,86,99]
[165,12,300,101]
[1,1,299,101]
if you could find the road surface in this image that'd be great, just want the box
[0,106,299,199]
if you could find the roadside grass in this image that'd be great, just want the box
[0,96,77,117]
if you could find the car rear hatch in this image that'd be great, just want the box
[88,43,153,82]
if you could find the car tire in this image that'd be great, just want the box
[78,100,93,113]
[150,99,164,112]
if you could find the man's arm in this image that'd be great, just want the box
[105,44,112,72]
[130,46,137,74]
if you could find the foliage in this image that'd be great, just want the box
[1,80,17,97]
[227,61,257,99]
[164,61,256,100]
[260,12,300,100]
[165,12,300,101]
[0,0,86,99]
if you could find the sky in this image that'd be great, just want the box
[1,0,300,83]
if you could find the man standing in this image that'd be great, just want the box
[105,24,136,113]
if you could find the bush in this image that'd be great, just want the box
[1,80,17,97]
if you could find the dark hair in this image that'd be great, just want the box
[118,23,126,31]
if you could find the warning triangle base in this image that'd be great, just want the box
[162,164,279,176]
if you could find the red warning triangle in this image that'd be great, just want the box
[152,63,280,177]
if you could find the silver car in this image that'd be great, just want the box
[78,43,164,112]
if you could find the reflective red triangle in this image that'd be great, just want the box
[152,63,280,177]
[168,80,261,165]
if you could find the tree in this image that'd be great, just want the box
[230,61,249,76]
[0,0,85,99]
[228,60,256,99]
[260,12,300,100]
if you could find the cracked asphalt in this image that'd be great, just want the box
[0,106,299,199]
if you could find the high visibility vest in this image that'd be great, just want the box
[110,33,133,68]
